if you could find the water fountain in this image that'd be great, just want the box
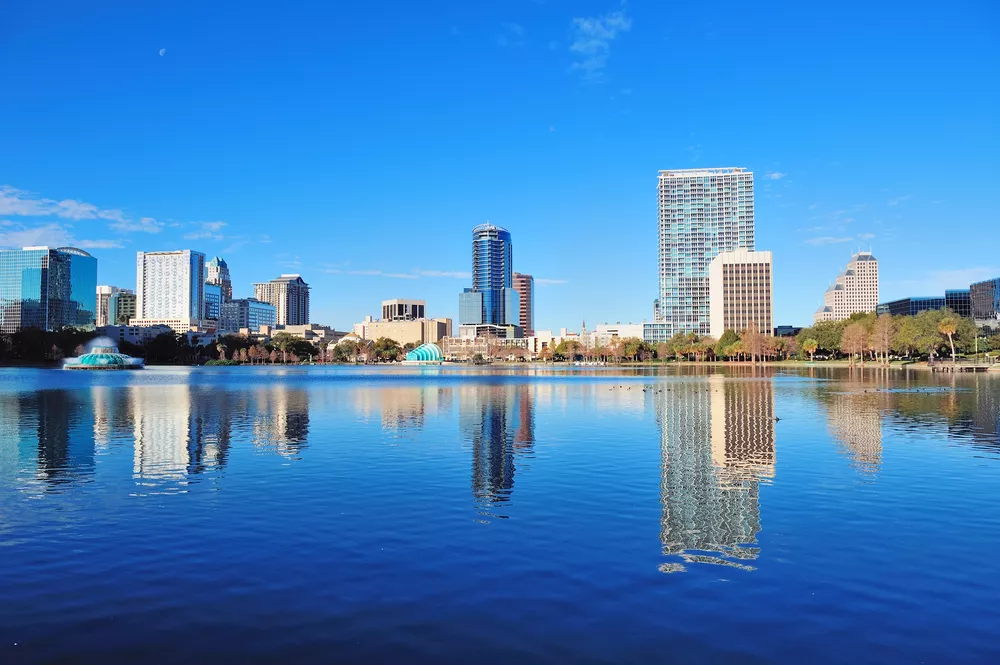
[63,337,145,370]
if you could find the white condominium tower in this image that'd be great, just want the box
[134,250,206,331]
[254,274,310,325]
[657,167,755,336]
[814,251,879,323]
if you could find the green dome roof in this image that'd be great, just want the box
[406,343,443,362]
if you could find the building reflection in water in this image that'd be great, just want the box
[654,376,775,573]
[459,384,535,516]
[251,388,310,458]
[823,383,883,474]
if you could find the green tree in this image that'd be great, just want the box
[715,329,740,359]
[801,338,819,362]
[270,332,297,363]
[372,337,402,362]
[938,315,958,362]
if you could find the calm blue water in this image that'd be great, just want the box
[1,366,998,664]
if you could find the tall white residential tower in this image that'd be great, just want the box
[133,250,206,332]
[657,168,755,336]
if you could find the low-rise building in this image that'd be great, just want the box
[98,324,174,345]
[127,317,202,334]
[876,296,947,317]
[354,316,452,346]
[457,323,520,339]
[970,278,1000,330]
[589,322,645,348]
[220,298,276,333]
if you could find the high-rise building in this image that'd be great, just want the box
[253,274,310,325]
[220,298,277,333]
[657,168,755,336]
[107,291,136,326]
[512,272,534,335]
[708,249,773,339]
[133,250,206,333]
[96,285,134,327]
[970,278,1000,330]
[814,251,879,323]
[206,256,232,301]
[0,246,97,333]
[458,223,520,335]
[382,299,425,321]
[204,282,223,325]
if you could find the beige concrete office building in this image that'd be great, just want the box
[354,317,452,347]
[253,274,310,326]
[708,249,773,339]
[813,251,879,323]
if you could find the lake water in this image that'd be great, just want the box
[1,366,998,664]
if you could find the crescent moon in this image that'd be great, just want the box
[159,48,166,56]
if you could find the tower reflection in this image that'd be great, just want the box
[459,384,535,515]
[822,382,883,474]
[654,376,775,572]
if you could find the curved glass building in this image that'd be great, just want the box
[459,223,520,329]
[0,246,97,333]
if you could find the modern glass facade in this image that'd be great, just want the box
[0,246,97,333]
[657,168,755,336]
[460,224,519,327]
[945,289,971,319]
[970,278,1000,329]
[107,291,136,325]
[876,296,946,317]
[204,283,222,322]
[220,298,277,333]
[459,289,484,325]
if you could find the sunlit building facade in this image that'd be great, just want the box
[253,274,310,326]
[814,251,879,323]
[135,250,206,331]
[708,249,773,339]
[657,168,755,336]
[0,246,97,333]
[459,223,520,333]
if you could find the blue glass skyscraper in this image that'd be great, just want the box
[459,223,520,329]
[0,246,97,334]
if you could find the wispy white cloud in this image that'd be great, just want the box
[0,221,123,250]
[0,185,127,222]
[808,204,819,210]
[348,269,419,280]
[536,277,568,285]
[857,232,876,240]
[497,22,526,47]
[414,269,471,279]
[805,236,854,245]
[887,194,911,206]
[765,172,787,180]
[884,267,999,299]
[568,10,631,79]
[111,216,163,233]
[183,220,227,240]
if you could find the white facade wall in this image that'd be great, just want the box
[135,250,206,324]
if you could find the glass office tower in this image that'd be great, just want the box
[657,168,755,336]
[459,223,519,327]
[0,246,98,333]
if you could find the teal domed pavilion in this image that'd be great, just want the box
[64,344,144,370]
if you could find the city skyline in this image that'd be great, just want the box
[1,2,997,331]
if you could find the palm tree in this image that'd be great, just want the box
[802,338,819,362]
[939,316,958,363]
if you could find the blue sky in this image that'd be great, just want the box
[1,0,997,331]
